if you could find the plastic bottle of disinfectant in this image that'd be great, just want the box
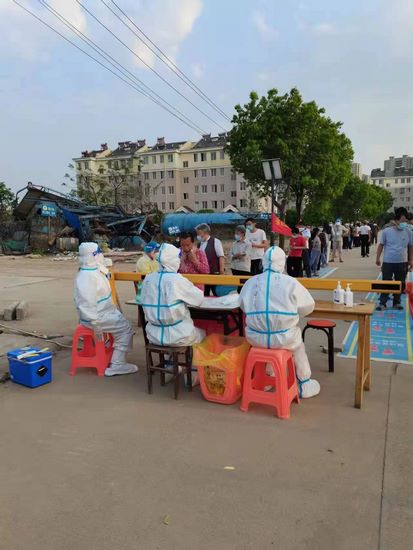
[334,281,345,304]
[344,283,353,307]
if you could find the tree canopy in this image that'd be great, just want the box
[227,88,354,217]
[0,181,15,220]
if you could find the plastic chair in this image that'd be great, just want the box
[240,348,299,419]
[70,325,114,377]
[302,319,336,372]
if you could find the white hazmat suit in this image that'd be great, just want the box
[73,242,138,376]
[240,246,320,398]
[141,243,205,346]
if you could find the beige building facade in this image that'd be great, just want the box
[371,155,413,211]
[73,134,268,214]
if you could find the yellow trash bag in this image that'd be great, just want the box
[193,334,250,404]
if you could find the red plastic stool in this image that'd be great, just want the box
[302,319,336,372]
[70,325,114,377]
[240,348,299,419]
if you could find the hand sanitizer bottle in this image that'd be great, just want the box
[334,281,344,304]
[344,283,353,307]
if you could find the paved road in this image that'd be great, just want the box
[0,247,411,550]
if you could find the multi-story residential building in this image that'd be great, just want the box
[371,155,413,210]
[73,134,268,214]
[351,162,362,179]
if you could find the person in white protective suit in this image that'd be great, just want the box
[239,246,320,398]
[140,243,205,347]
[73,242,139,376]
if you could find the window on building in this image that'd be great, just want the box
[195,185,199,193]
[240,199,247,207]
[184,177,189,184]
[84,161,90,170]
[162,202,166,210]
[220,168,224,176]
[168,186,174,194]
[250,199,255,207]
[395,179,399,183]
[240,181,246,190]
[195,200,200,207]
[183,193,189,200]
[194,153,198,162]
[211,168,217,177]
[161,187,165,194]
[143,156,149,164]
[152,172,157,179]
[201,152,206,161]
[211,152,217,161]
[194,170,198,178]
[212,200,218,209]
[168,154,173,162]
[231,191,237,197]
[220,150,225,159]
[231,171,236,181]
[380,179,384,185]
[144,173,149,180]
[160,171,164,179]
[220,184,225,192]
[386,184,390,188]
[202,185,207,193]
[407,178,411,183]
[168,170,174,178]
[144,186,150,197]
[220,201,225,208]
[202,201,208,209]
[169,202,175,210]
[202,169,207,177]
[211,184,217,192]
[183,161,188,168]
[114,160,119,169]
[153,188,157,196]
[401,178,406,183]
[152,156,156,164]
[160,155,164,163]
[76,162,81,170]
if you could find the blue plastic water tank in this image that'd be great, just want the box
[162,213,247,235]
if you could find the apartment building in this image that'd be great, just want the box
[371,155,413,210]
[73,134,268,213]
[351,162,362,179]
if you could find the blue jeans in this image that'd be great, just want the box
[310,250,321,274]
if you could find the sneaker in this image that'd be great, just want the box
[105,363,139,376]
[376,304,386,311]
[340,259,344,263]
[393,304,403,311]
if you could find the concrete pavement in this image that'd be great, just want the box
[0,246,411,550]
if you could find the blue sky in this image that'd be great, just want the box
[1,0,413,192]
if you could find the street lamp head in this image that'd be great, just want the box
[261,158,282,180]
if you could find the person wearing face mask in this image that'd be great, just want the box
[136,241,160,275]
[195,223,225,296]
[178,231,210,291]
[376,207,413,311]
[331,219,347,262]
[230,225,252,282]
[244,217,268,275]
[140,243,205,346]
[74,242,139,376]
[240,246,320,399]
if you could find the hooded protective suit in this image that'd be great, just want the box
[141,243,205,346]
[239,246,320,398]
[73,243,138,376]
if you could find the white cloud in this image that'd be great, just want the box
[311,22,337,35]
[191,63,205,79]
[252,10,278,41]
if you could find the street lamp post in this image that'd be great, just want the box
[261,158,283,246]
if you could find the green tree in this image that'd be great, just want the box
[227,88,354,218]
[0,181,15,220]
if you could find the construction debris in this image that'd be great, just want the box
[16,301,29,321]
[4,302,19,322]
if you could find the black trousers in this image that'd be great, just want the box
[360,235,370,257]
[343,236,349,249]
[287,256,303,278]
[301,249,311,278]
[250,259,263,275]
[232,268,251,293]
[380,262,408,306]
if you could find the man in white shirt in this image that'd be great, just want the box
[195,223,225,296]
[245,217,268,275]
[359,221,371,258]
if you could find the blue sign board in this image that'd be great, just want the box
[40,202,58,217]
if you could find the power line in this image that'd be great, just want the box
[36,0,207,134]
[11,0,206,135]
[103,0,231,122]
[75,0,228,132]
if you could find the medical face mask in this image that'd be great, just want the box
[399,222,408,229]
[246,225,253,232]
[196,235,203,242]
[234,234,241,241]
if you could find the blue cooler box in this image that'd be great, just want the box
[7,347,52,388]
